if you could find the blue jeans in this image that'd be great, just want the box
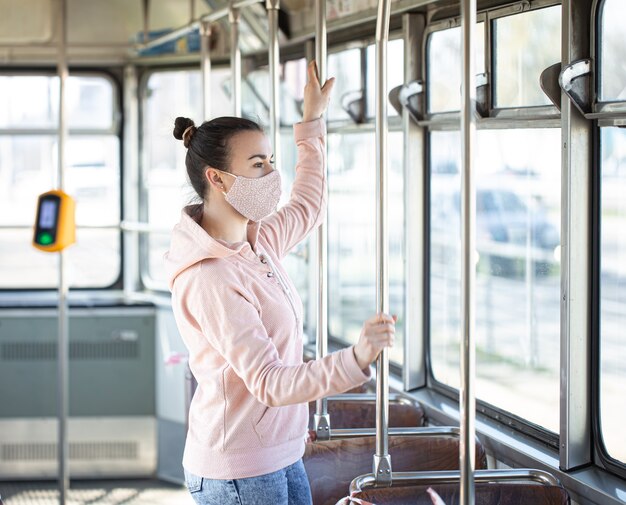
[184,459,313,505]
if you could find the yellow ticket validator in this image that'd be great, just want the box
[33,190,76,252]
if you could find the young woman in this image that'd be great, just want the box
[165,61,397,505]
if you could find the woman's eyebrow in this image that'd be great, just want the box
[247,154,268,160]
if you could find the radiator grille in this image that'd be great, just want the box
[1,341,139,361]
[1,442,139,461]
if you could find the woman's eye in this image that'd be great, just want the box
[269,158,275,165]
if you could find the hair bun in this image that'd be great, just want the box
[173,117,196,147]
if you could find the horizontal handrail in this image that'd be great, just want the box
[120,221,171,233]
[328,426,460,440]
[136,0,262,52]
[348,468,561,495]
[326,393,411,405]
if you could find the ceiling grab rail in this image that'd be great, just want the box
[135,0,261,53]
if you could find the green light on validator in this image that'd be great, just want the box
[38,233,53,245]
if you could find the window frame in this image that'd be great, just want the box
[0,68,123,292]
[423,1,561,125]
[590,0,626,480]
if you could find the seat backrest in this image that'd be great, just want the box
[308,399,425,430]
[304,436,488,505]
[342,482,570,505]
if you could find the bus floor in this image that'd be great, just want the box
[0,479,194,505]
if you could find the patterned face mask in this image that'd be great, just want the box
[218,169,282,222]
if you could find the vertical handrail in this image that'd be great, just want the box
[266,0,281,171]
[56,1,69,503]
[229,4,242,117]
[200,21,212,120]
[123,65,140,298]
[460,0,477,503]
[374,0,392,486]
[142,0,150,44]
[313,0,331,441]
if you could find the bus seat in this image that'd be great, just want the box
[304,436,487,505]
[308,398,425,430]
[338,482,570,505]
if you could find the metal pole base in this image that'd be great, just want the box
[373,454,392,485]
[314,413,331,441]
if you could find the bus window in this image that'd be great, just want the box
[493,5,561,108]
[599,128,626,465]
[327,48,362,123]
[0,75,120,289]
[427,23,485,113]
[366,38,404,118]
[429,128,561,433]
[142,69,232,287]
[327,131,405,365]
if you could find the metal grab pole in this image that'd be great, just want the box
[460,0,477,503]
[374,0,392,486]
[56,0,69,503]
[200,21,212,120]
[313,0,331,440]
[266,0,281,171]
[229,4,242,117]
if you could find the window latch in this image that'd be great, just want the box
[559,59,592,115]
[389,80,423,123]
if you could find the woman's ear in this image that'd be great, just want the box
[205,167,225,192]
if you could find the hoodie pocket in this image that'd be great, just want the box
[253,404,307,448]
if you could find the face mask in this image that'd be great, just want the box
[218,169,282,222]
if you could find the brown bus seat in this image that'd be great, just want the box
[340,482,570,505]
[304,436,487,505]
[308,398,425,429]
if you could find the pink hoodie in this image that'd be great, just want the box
[165,118,371,480]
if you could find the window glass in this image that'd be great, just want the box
[599,0,626,101]
[143,70,205,285]
[0,228,120,288]
[240,62,305,126]
[366,39,405,118]
[66,77,115,129]
[243,68,271,126]
[494,6,561,108]
[328,131,405,365]
[427,23,485,113]
[600,127,626,463]
[327,48,362,122]
[143,70,205,231]
[278,131,310,333]
[282,59,306,125]
[67,136,120,226]
[0,75,114,129]
[430,128,561,432]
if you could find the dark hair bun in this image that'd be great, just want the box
[173,116,196,147]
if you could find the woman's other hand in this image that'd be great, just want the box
[353,313,397,370]
[302,60,335,122]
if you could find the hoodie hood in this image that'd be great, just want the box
[164,204,260,290]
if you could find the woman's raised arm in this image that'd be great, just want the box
[259,62,335,258]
